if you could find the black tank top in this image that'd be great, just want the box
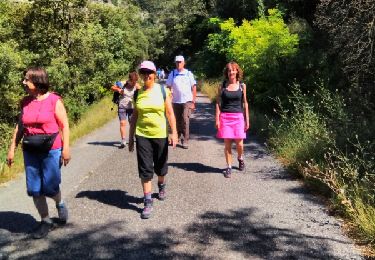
[221,84,243,113]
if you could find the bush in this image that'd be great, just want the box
[205,9,299,111]
[268,85,332,164]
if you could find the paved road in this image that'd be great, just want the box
[0,94,363,259]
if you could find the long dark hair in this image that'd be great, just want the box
[24,67,50,94]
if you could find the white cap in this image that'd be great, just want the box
[175,55,185,62]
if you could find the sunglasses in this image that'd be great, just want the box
[139,69,155,75]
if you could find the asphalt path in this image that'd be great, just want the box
[0,93,363,259]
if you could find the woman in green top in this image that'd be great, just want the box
[129,60,178,219]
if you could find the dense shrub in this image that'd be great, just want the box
[205,9,299,111]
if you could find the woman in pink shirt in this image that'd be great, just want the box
[6,67,71,239]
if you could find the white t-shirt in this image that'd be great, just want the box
[119,84,136,109]
[166,69,196,103]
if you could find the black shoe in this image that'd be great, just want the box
[158,184,166,201]
[238,158,245,171]
[32,220,54,239]
[224,168,232,178]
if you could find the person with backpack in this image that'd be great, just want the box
[166,55,197,149]
[128,60,178,219]
[111,72,139,148]
[215,61,250,178]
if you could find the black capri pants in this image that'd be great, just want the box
[135,135,168,180]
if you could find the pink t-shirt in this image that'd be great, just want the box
[21,92,63,149]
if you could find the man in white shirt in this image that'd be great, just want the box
[166,55,197,149]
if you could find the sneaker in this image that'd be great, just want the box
[182,141,189,149]
[238,158,245,171]
[141,199,153,219]
[120,140,126,149]
[32,220,54,239]
[224,168,232,178]
[158,184,166,201]
[56,202,68,224]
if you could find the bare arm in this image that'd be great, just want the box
[165,92,178,148]
[128,108,138,152]
[191,84,197,110]
[111,85,122,93]
[242,83,250,130]
[215,85,222,129]
[6,119,24,167]
[55,99,71,166]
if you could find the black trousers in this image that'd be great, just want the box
[135,136,168,180]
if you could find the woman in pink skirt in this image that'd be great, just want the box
[215,62,250,178]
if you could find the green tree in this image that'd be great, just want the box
[207,9,299,109]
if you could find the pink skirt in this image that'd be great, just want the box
[216,112,246,139]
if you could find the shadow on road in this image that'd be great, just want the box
[87,141,120,147]
[169,162,222,174]
[190,102,216,141]
[75,190,143,213]
[0,211,37,234]
[14,208,346,259]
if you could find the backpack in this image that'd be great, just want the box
[171,69,192,87]
[112,81,125,105]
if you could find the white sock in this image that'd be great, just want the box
[42,217,52,223]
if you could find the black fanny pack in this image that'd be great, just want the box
[22,132,59,153]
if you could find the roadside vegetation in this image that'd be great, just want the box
[0,0,374,254]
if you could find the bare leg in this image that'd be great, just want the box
[224,139,233,167]
[234,139,244,159]
[157,176,165,184]
[51,191,62,204]
[141,178,152,194]
[120,120,127,140]
[33,196,49,219]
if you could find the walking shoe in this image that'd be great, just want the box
[238,158,245,171]
[141,199,153,219]
[32,220,54,239]
[181,140,189,149]
[120,140,126,149]
[223,168,232,178]
[158,184,166,201]
[56,202,68,224]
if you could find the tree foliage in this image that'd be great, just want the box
[207,9,299,109]
[315,0,375,117]
[0,0,150,150]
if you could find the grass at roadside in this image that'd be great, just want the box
[0,95,117,185]
[268,85,375,256]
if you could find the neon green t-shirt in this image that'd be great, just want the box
[135,83,170,138]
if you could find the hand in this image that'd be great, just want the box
[6,149,15,167]
[190,102,195,110]
[128,138,134,152]
[170,132,178,148]
[61,148,71,166]
[245,121,250,131]
[215,120,220,130]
